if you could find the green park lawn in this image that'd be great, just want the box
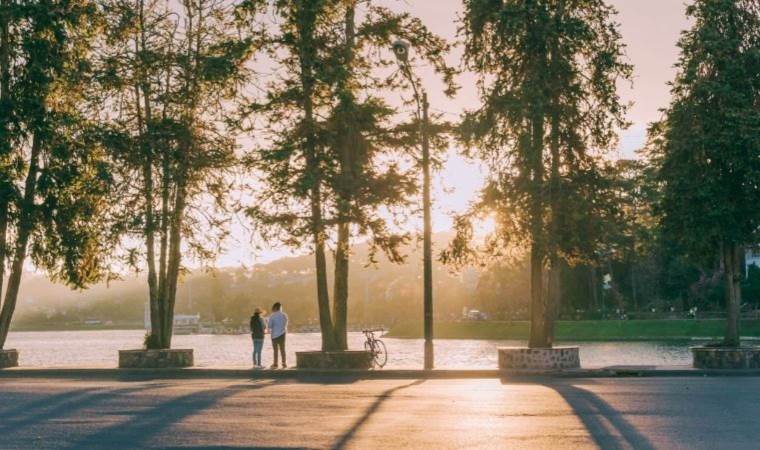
[386,319,760,341]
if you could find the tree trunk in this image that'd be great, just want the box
[540,0,565,348]
[136,0,161,345]
[545,106,560,346]
[526,1,549,348]
[331,3,357,352]
[311,94,332,345]
[723,242,742,347]
[590,265,599,310]
[159,169,186,349]
[333,223,349,350]
[528,112,547,348]
[529,244,548,348]
[312,181,335,351]
[0,133,40,349]
[297,1,335,351]
[157,146,170,337]
[0,0,11,309]
[546,258,560,346]
[630,261,638,312]
[136,103,161,342]
[0,200,8,300]
[142,142,160,342]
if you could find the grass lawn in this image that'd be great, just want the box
[386,319,760,341]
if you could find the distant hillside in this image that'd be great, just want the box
[12,232,493,330]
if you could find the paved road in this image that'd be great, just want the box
[0,376,758,449]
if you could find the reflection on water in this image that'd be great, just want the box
[5,330,694,368]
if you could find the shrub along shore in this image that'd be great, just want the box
[386,319,760,341]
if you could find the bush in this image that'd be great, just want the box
[143,332,161,350]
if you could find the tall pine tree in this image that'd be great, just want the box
[456,0,631,347]
[652,0,759,346]
[240,0,454,350]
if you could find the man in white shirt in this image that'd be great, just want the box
[268,302,289,368]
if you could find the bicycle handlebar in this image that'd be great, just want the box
[362,328,385,333]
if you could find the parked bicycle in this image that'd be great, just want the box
[362,328,387,368]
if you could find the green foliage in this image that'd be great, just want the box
[143,331,160,350]
[652,0,760,261]
[238,1,455,349]
[93,0,254,348]
[0,0,114,348]
[452,0,631,347]
[240,0,453,258]
[450,0,632,267]
[388,319,760,341]
[651,0,759,345]
[0,0,111,284]
[743,263,760,305]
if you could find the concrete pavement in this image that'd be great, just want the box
[4,365,760,380]
[1,376,759,449]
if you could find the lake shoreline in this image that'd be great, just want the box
[12,318,760,343]
[386,319,760,341]
[4,329,699,368]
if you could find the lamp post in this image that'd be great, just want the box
[392,39,433,370]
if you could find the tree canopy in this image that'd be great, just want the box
[652,0,760,345]
[455,0,631,347]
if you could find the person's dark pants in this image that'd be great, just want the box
[272,334,286,366]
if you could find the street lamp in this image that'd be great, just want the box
[392,39,434,370]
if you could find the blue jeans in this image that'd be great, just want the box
[252,338,264,366]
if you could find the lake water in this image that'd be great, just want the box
[4,330,695,368]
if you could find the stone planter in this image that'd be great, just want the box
[119,349,193,368]
[692,346,760,369]
[296,350,374,370]
[498,346,580,370]
[0,349,18,368]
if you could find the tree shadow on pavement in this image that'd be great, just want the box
[545,381,656,450]
[0,384,165,437]
[0,387,100,419]
[163,446,310,450]
[330,379,425,450]
[287,375,362,385]
[66,380,279,450]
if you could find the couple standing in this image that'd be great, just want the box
[250,302,288,369]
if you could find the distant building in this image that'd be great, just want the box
[747,248,760,276]
[143,300,200,334]
[173,314,201,334]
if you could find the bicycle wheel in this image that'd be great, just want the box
[372,339,387,368]
[364,340,375,367]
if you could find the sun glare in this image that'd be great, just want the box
[473,214,497,238]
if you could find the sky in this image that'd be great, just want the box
[218,0,692,268]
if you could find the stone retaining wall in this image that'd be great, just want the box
[692,346,760,369]
[0,349,18,368]
[498,346,580,370]
[296,351,374,370]
[119,349,193,368]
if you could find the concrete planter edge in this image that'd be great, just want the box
[691,346,760,369]
[118,348,194,369]
[498,346,580,370]
[296,350,374,370]
[0,349,19,368]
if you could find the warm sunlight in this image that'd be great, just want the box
[0,1,757,448]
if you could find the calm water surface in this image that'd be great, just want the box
[5,330,694,368]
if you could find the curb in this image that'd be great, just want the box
[2,366,760,380]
